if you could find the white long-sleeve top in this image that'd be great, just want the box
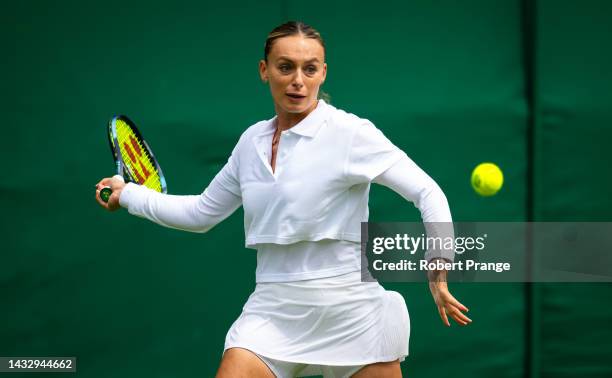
[119,100,453,282]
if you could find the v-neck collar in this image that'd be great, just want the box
[254,99,330,138]
[251,100,330,179]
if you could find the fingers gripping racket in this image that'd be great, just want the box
[100,115,167,202]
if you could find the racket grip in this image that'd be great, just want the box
[100,175,125,203]
[100,187,112,203]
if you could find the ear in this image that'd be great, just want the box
[321,62,327,85]
[259,60,268,82]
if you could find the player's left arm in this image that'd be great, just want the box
[373,154,472,326]
[427,265,472,326]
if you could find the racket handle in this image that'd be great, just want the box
[100,187,112,202]
[100,175,125,203]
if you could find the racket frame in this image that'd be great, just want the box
[107,115,167,193]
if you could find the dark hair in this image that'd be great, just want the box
[263,21,330,102]
[264,21,326,61]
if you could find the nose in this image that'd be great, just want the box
[292,70,304,89]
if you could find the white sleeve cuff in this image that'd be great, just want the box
[119,182,146,210]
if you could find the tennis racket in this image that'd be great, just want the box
[100,115,167,202]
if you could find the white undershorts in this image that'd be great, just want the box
[256,353,364,378]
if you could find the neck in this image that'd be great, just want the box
[274,100,319,131]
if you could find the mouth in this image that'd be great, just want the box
[286,93,306,100]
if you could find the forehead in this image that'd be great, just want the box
[269,35,325,61]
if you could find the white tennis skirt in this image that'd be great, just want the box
[224,270,410,369]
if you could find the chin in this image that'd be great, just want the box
[282,99,315,114]
[284,105,307,113]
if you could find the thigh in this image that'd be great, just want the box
[350,359,402,378]
[215,347,276,378]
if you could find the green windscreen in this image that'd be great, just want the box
[1,1,611,377]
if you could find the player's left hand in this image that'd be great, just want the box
[428,270,472,327]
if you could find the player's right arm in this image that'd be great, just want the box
[95,139,243,233]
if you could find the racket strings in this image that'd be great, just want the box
[115,119,162,192]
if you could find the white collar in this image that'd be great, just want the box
[258,99,330,138]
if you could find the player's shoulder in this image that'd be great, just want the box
[324,102,396,151]
[242,118,274,138]
[232,117,274,148]
[324,101,375,134]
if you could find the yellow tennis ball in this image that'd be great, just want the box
[471,163,504,196]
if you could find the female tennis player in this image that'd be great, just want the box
[95,21,471,378]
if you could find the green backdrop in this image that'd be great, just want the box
[534,1,612,377]
[1,0,610,377]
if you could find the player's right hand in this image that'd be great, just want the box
[95,176,126,212]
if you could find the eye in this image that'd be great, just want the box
[304,65,318,75]
[278,64,292,73]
